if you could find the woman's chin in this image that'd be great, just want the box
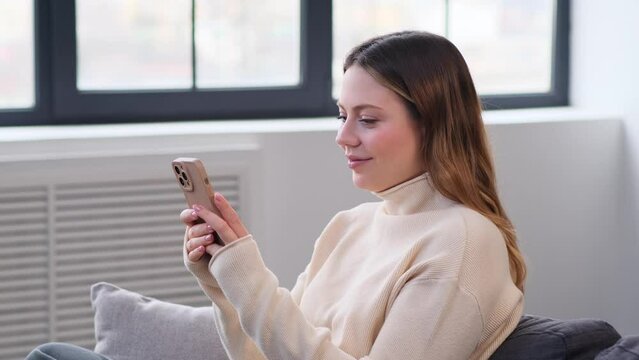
[352,173,379,192]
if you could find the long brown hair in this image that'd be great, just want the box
[344,31,526,291]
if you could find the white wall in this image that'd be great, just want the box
[0,111,630,334]
[570,0,639,335]
[489,116,626,329]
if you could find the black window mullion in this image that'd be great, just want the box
[550,0,570,106]
[50,0,79,123]
[302,0,334,116]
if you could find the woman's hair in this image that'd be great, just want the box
[344,31,526,291]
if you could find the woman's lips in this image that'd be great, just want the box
[347,157,372,169]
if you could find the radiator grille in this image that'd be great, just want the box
[0,175,242,359]
[0,187,50,360]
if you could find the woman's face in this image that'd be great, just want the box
[336,65,426,192]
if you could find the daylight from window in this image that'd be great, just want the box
[0,0,34,109]
[195,0,300,88]
[77,0,193,90]
[333,0,554,97]
[76,0,299,91]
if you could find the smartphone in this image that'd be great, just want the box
[172,157,224,245]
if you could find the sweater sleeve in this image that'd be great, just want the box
[183,232,267,359]
[367,278,482,359]
[209,236,484,360]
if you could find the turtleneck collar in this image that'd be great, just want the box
[372,173,455,215]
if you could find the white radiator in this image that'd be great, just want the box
[0,146,258,360]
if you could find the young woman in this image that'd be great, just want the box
[26,30,525,360]
[182,31,525,359]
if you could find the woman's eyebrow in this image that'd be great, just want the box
[336,101,383,111]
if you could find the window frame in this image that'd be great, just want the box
[0,0,569,126]
[480,0,570,110]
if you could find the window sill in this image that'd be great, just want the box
[0,106,622,144]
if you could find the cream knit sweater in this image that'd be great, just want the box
[185,173,523,360]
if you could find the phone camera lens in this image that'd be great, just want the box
[179,178,185,186]
[182,172,189,180]
[174,165,181,174]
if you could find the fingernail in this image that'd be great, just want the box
[207,225,214,233]
[193,204,202,211]
[214,193,222,201]
[191,211,198,218]
[197,245,205,252]
[205,234,213,242]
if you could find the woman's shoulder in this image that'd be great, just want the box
[452,207,513,288]
[410,206,505,268]
[454,204,499,232]
[434,206,506,264]
[454,207,504,248]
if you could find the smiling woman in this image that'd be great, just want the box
[26,31,526,360]
[177,30,525,360]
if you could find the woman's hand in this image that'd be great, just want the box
[182,192,249,262]
[179,207,214,262]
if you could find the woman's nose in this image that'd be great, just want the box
[335,120,359,149]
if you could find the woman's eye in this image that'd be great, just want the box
[359,118,378,125]
[337,115,347,123]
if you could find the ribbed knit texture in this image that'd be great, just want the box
[185,173,524,359]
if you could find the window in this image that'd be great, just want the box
[0,0,35,109]
[333,0,447,97]
[447,0,555,96]
[0,0,569,126]
[76,1,194,91]
[75,0,300,90]
[48,0,315,125]
[333,0,563,105]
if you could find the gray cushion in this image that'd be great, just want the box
[27,342,111,360]
[596,336,639,360]
[91,282,228,360]
[490,314,621,360]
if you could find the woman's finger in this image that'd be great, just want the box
[213,193,249,238]
[187,222,215,239]
[186,234,216,252]
[192,205,237,244]
[180,208,200,227]
[187,245,206,262]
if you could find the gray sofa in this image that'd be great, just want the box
[90,282,639,360]
[491,314,639,359]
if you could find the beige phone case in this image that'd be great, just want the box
[172,157,223,244]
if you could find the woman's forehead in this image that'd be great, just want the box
[338,66,403,110]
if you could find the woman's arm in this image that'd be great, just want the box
[181,208,267,359]
[183,231,267,359]
[209,235,486,360]
[183,225,312,360]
